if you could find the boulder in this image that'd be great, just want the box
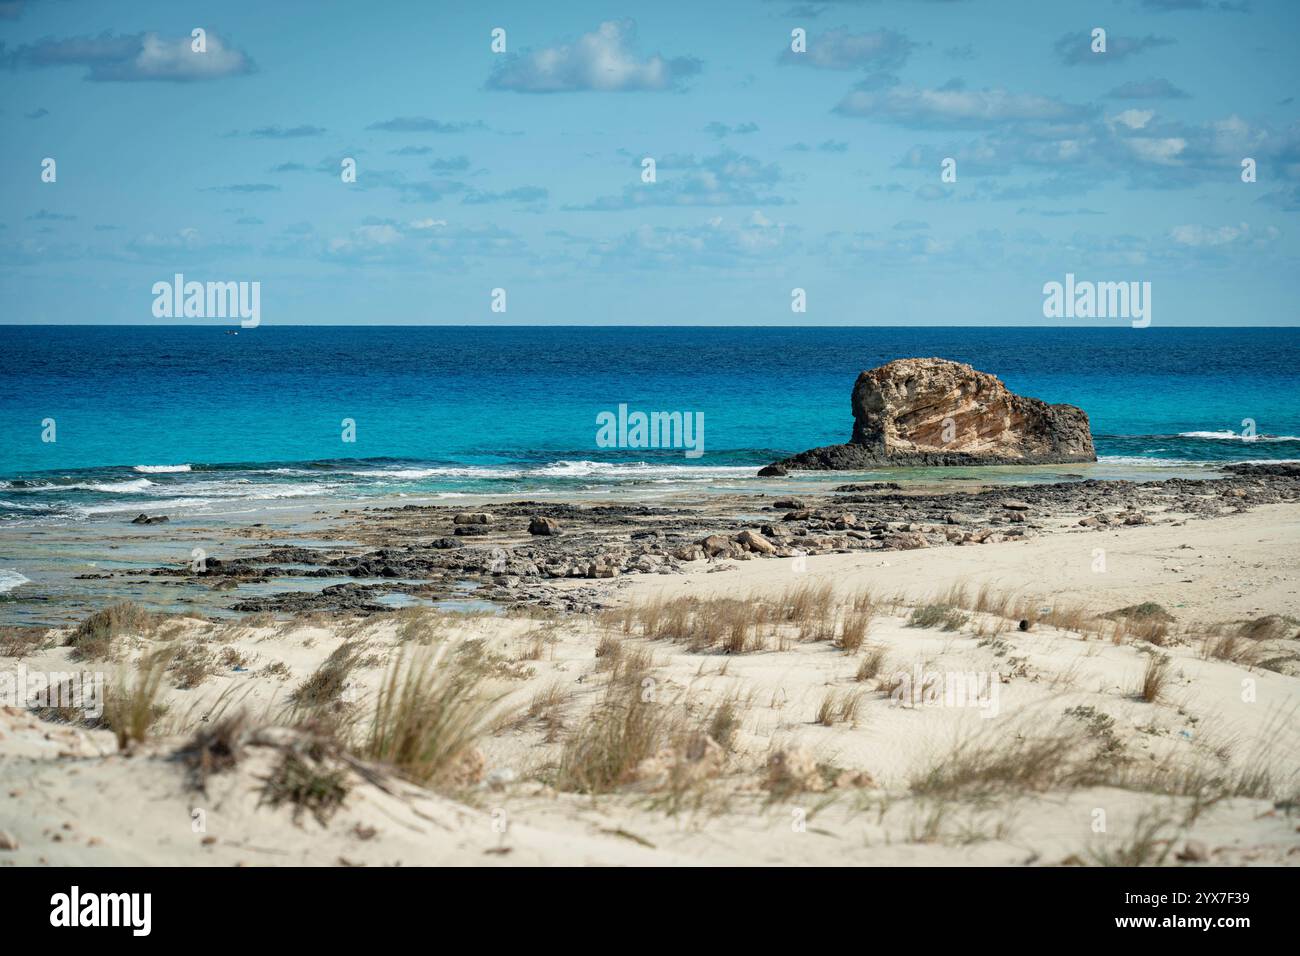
[527,516,560,536]
[769,358,1095,470]
[700,534,734,558]
[734,529,776,554]
[130,513,169,525]
[883,532,929,550]
[757,464,788,477]
[453,512,494,525]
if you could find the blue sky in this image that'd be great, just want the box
[1,0,1297,325]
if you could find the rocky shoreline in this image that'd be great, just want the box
[97,464,1300,617]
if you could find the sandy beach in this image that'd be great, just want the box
[3,473,1297,867]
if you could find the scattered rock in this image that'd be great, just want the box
[130,514,169,525]
[527,516,561,536]
[453,512,494,525]
[700,534,734,558]
[735,529,776,554]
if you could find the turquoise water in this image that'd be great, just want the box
[1,325,1297,525]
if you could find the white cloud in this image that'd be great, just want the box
[486,20,700,93]
[781,27,915,71]
[836,84,1091,127]
[5,31,254,81]
[1170,223,1247,246]
[1111,109,1155,130]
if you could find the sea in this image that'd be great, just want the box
[2,325,1296,621]
[2,325,1298,531]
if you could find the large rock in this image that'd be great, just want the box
[772,358,1094,469]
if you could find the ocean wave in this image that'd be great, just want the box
[133,464,192,473]
[267,461,759,481]
[4,478,158,495]
[64,478,156,494]
[0,569,31,593]
[1096,456,1216,467]
[528,460,756,478]
[1177,431,1300,442]
[74,496,214,516]
[352,466,526,480]
[1094,456,1300,468]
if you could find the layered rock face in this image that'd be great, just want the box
[773,357,1095,470]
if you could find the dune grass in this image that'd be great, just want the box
[68,602,158,661]
[101,650,172,749]
[363,644,507,787]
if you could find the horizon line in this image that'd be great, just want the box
[2,324,1298,331]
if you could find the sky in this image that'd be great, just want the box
[1,0,1298,326]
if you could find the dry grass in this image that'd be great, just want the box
[1088,808,1179,866]
[910,707,1292,809]
[909,722,1096,799]
[526,681,572,720]
[971,583,1018,618]
[779,582,836,627]
[0,626,54,658]
[617,595,770,653]
[614,583,853,656]
[608,643,656,688]
[260,749,350,826]
[392,606,456,645]
[815,689,863,727]
[1237,614,1299,642]
[363,644,506,787]
[101,650,172,749]
[1040,602,1094,634]
[837,609,873,652]
[291,641,362,709]
[928,585,1112,639]
[704,693,746,752]
[169,642,217,689]
[554,682,675,794]
[67,602,157,661]
[1135,653,1171,703]
[908,604,968,631]
[595,631,621,662]
[1200,630,1262,667]
[854,644,890,682]
[1104,603,1174,645]
[175,710,251,792]
[516,627,553,662]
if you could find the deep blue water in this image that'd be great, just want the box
[1,326,1298,524]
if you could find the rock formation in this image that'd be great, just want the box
[770,357,1095,470]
